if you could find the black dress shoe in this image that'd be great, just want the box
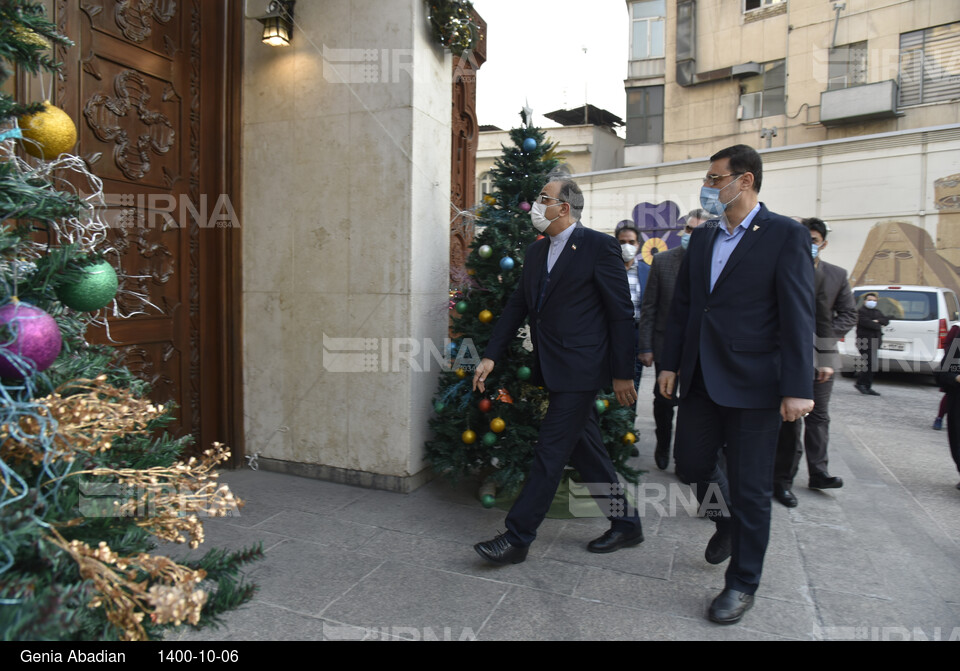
[707,588,755,624]
[654,445,670,470]
[864,388,881,396]
[704,528,732,565]
[587,527,644,554]
[854,383,867,394]
[773,484,798,508]
[809,473,844,490]
[474,533,528,565]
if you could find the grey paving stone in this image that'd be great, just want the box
[219,468,366,516]
[320,561,508,636]
[251,509,380,550]
[667,539,727,590]
[477,587,666,641]
[156,520,287,562]
[356,528,585,595]
[171,601,326,642]
[244,539,383,616]
[574,566,711,621]
[542,522,674,580]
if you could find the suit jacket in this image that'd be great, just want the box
[856,306,889,342]
[484,223,635,392]
[813,260,857,371]
[660,204,815,409]
[637,245,685,361]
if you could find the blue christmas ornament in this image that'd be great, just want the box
[522,138,537,152]
[500,257,515,271]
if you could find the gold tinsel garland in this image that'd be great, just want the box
[0,376,245,639]
[47,528,208,641]
[0,376,165,466]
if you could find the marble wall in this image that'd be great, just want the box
[242,0,452,490]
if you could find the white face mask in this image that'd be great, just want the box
[530,201,561,233]
[865,300,878,309]
[620,243,638,262]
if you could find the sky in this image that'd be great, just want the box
[470,0,630,135]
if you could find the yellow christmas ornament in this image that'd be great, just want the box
[622,432,637,445]
[478,310,494,324]
[490,417,506,434]
[19,101,77,160]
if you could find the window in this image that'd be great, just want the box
[739,61,785,119]
[630,0,665,60]
[744,0,783,10]
[828,41,868,90]
[899,21,960,107]
[626,86,664,146]
[478,172,493,201]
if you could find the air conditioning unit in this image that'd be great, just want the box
[820,80,900,126]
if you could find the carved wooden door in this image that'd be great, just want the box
[54,1,244,460]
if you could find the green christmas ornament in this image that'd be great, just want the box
[57,260,118,312]
[482,431,498,447]
[481,494,496,508]
[595,399,606,414]
[516,366,532,380]
[455,301,468,314]
[434,400,446,413]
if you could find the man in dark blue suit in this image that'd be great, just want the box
[472,178,643,565]
[658,145,815,624]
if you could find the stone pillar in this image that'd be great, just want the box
[242,0,452,491]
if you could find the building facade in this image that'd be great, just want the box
[624,0,960,164]
[27,0,459,493]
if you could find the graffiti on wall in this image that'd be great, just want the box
[850,173,960,297]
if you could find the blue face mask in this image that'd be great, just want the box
[811,243,820,259]
[681,233,691,250]
[699,175,743,217]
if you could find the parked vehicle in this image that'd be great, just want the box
[838,285,960,375]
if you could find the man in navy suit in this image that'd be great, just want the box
[658,145,815,624]
[472,178,644,565]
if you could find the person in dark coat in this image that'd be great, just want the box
[935,324,960,490]
[854,292,889,395]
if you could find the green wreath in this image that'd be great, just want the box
[426,0,479,56]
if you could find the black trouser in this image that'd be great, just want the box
[774,374,834,487]
[673,365,782,595]
[505,389,642,547]
[653,361,678,453]
[856,337,880,388]
[946,392,960,477]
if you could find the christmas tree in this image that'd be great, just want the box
[426,116,640,506]
[0,0,260,641]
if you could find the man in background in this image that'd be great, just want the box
[773,218,857,507]
[638,209,709,470]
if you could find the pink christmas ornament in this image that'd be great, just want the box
[519,201,531,212]
[0,302,63,379]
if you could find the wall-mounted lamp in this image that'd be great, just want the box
[255,0,295,47]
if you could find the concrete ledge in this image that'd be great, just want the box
[255,457,436,494]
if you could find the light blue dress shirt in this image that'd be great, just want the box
[710,204,761,291]
[547,223,577,273]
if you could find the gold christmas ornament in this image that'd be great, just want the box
[19,100,78,160]
[14,25,51,49]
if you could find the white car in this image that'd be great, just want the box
[838,285,960,376]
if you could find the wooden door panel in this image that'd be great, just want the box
[50,0,244,460]
[58,0,196,441]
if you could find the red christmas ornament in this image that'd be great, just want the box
[478,398,492,413]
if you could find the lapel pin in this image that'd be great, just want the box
[753,225,760,231]
[571,244,577,250]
